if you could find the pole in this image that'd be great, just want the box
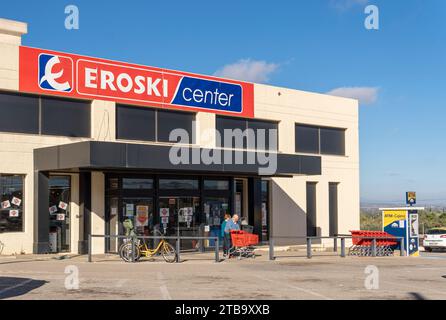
[307,237,312,259]
[333,237,338,252]
[88,234,92,262]
[131,236,136,262]
[340,237,346,258]
[215,237,219,262]
[176,236,181,263]
[269,237,275,260]
[400,237,405,256]
[372,238,377,257]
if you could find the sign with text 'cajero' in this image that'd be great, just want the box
[19,46,254,117]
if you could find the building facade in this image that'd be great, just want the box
[0,19,359,255]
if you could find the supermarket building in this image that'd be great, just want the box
[0,19,359,255]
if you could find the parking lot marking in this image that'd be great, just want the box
[157,272,171,300]
[253,275,332,300]
[0,279,33,295]
[160,285,171,300]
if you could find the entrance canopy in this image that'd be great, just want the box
[34,141,321,177]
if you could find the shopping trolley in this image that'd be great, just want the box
[349,230,398,257]
[228,230,259,259]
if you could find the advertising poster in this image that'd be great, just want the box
[136,205,149,227]
[9,209,19,217]
[408,212,420,257]
[125,203,134,217]
[49,205,58,215]
[2,200,11,209]
[11,197,22,206]
[383,210,407,252]
[160,208,169,217]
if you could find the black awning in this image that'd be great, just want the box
[34,141,321,176]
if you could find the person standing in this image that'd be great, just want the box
[221,213,231,256]
[224,214,240,257]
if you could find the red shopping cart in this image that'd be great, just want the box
[349,230,398,256]
[228,230,259,259]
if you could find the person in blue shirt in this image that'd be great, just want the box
[223,214,240,257]
[221,213,231,255]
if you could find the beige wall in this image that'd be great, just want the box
[254,84,360,242]
[0,18,359,254]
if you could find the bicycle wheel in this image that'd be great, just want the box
[161,241,177,263]
[119,243,141,262]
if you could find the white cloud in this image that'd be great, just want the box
[326,86,379,105]
[330,0,369,11]
[214,59,279,83]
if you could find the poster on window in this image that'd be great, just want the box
[9,209,19,217]
[160,208,169,217]
[49,205,58,215]
[56,213,65,221]
[161,217,169,224]
[11,197,22,206]
[125,203,134,217]
[2,200,11,209]
[58,201,68,210]
[136,205,149,227]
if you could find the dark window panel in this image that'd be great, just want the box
[0,174,24,233]
[329,182,339,237]
[123,178,153,189]
[203,180,229,190]
[0,91,39,134]
[159,179,199,190]
[248,119,278,151]
[295,124,319,154]
[216,116,248,148]
[306,182,317,237]
[320,127,345,156]
[41,96,90,137]
[116,104,155,141]
[157,109,195,143]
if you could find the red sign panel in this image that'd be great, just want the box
[19,46,254,118]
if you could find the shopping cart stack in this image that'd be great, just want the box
[229,230,259,259]
[349,230,398,257]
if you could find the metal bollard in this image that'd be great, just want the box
[340,237,346,258]
[400,238,405,256]
[176,238,181,263]
[333,237,338,252]
[88,234,92,262]
[131,236,136,262]
[371,238,377,257]
[307,237,312,259]
[215,237,220,262]
[269,238,275,260]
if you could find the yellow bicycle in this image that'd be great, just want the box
[119,231,177,263]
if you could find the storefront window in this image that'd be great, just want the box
[159,179,199,190]
[49,176,71,252]
[203,197,229,245]
[0,174,24,233]
[122,198,154,236]
[123,178,153,189]
[203,180,229,190]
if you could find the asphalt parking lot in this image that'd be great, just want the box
[0,251,445,300]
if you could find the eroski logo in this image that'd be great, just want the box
[39,54,73,92]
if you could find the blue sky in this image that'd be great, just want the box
[1,0,445,203]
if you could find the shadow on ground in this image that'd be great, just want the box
[0,277,47,299]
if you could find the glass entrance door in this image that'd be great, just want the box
[158,197,200,250]
[49,176,71,253]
